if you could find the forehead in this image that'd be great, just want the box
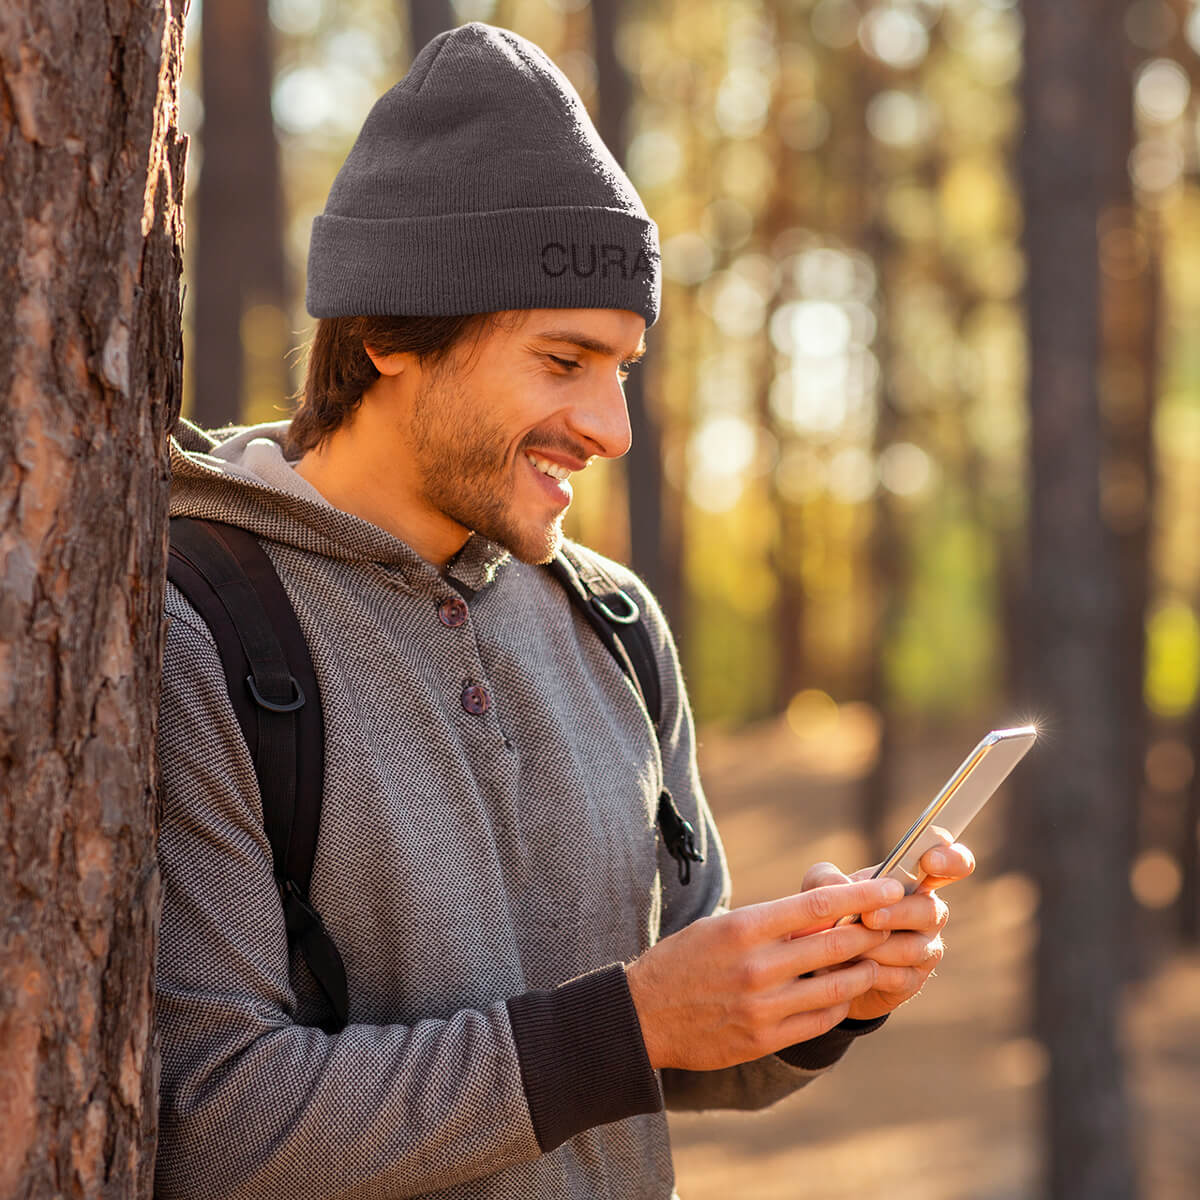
[488,308,646,356]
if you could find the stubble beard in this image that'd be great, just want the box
[407,370,567,565]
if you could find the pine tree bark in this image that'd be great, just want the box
[0,0,185,1194]
[1020,1,1136,1195]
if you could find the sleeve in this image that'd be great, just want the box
[154,585,660,1200]
[618,573,887,1114]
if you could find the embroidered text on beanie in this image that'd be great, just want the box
[306,22,661,326]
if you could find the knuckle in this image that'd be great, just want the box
[807,888,834,921]
[825,969,860,1006]
[824,928,849,961]
[724,909,756,951]
[736,955,769,992]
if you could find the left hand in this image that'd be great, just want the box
[799,834,975,1021]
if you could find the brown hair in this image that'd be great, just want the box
[287,313,499,457]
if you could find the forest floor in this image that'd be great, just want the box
[667,713,1200,1200]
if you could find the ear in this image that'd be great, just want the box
[363,344,409,377]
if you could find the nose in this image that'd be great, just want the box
[568,373,633,460]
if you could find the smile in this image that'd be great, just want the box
[525,452,573,481]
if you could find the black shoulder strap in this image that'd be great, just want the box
[167,517,348,1031]
[547,547,704,884]
[546,548,662,729]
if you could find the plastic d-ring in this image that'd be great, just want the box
[246,673,306,713]
[592,590,640,624]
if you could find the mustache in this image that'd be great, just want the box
[518,431,596,466]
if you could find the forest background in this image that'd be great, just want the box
[3,0,1199,1196]
[181,0,1200,1196]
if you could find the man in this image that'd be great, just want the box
[156,22,972,1200]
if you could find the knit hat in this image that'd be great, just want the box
[306,22,661,326]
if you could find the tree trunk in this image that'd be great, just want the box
[0,0,185,1195]
[194,0,286,427]
[590,0,672,602]
[1020,2,1136,1196]
[407,0,455,57]
[1097,4,1161,979]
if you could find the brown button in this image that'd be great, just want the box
[461,684,490,715]
[438,597,469,628]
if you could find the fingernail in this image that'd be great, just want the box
[882,879,905,902]
[872,908,891,925]
[928,851,948,872]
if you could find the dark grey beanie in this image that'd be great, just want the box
[306,22,660,326]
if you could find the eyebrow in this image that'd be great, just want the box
[534,329,647,362]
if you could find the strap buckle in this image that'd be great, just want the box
[247,673,306,713]
[591,589,640,625]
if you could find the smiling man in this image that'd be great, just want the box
[155,22,971,1200]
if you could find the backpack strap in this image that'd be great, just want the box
[166,517,349,1032]
[548,547,705,885]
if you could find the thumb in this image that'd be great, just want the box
[801,860,852,891]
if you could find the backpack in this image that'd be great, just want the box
[165,516,704,1033]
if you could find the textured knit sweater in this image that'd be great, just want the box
[155,420,883,1200]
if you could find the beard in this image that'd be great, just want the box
[405,367,579,565]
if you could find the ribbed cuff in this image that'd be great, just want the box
[776,1014,889,1071]
[506,963,663,1152]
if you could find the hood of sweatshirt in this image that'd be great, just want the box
[168,417,512,593]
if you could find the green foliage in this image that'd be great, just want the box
[1146,600,1200,719]
[885,497,998,719]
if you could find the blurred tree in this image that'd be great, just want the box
[1185,702,1200,940]
[591,0,675,611]
[1020,1,1136,1196]
[407,0,454,57]
[194,0,288,426]
[1099,4,1162,976]
[0,0,185,1193]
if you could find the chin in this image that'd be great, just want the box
[497,514,566,565]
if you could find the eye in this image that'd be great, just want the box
[547,354,582,371]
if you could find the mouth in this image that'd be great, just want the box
[525,451,575,482]
[523,450,581,508]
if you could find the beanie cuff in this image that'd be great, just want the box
[306,206,661,326]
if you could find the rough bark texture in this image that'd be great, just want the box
[0,0,185,1195]
[193,0,284,427]
[1020,2,1137,1196]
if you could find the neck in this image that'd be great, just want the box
[293,397,469,569]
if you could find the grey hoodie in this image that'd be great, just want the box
[155,420,879,1200]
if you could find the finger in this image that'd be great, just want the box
[861,890,949,934]
[773,923,889,980]
[801,861,852,891]
[859,931,946,970]
[850,865,880,882]
[918,840,975,887]
[776,959,879,1021]
[867,963,927,1000]
[754,877,906,941]
[775,1002,851,1048]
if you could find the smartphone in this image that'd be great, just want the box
[834,724,1038,927]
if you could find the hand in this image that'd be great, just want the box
[800,836,976,1021]
[624,876,906,1071]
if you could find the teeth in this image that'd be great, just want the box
[526,453,572,481]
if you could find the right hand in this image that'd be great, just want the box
[624,876,905,1071]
